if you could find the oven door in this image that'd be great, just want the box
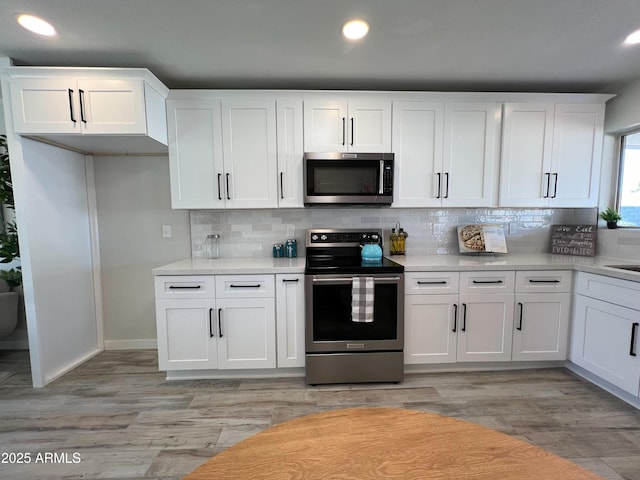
[305,274,404,353]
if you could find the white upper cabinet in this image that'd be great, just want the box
[221,99,278,209]
[167,95,279,209]
[392,101,499,207]
[499,102,604,207]
[391,101,445,207]
[303,99,391,152]
[276,99,304,208]
[8,68,168,152]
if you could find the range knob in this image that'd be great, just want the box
[320,234,328,241]
[311,234,319,241]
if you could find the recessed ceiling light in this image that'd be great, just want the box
[624,27,640,45]
[16,14,57,37]
[342,19,369,41]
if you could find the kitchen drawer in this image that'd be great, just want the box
[405,272,459,295]
[154,275,215,300]
[215,275,275,298]
[515,270,572,293]
[459,271,515,294]
[576,272,640,310]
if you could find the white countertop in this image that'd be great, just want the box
[153,253,640,282]
[152,257,306,275]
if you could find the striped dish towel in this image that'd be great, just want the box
[351,277,375,323]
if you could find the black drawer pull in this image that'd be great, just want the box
[472,280,503,284]
[230,284,261,288]
[209,308,215,338]
[528,279,560,284]
[417,281,447,285]
[631,322,639,357]
[218,308,223,338]
[169,285,202,290]
[282,279,299,283]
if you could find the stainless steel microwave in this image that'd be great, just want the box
[303,152,394,206]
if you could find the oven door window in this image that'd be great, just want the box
[312,282,397,341]
[307,160,380,196]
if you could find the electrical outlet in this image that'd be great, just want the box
[162,224,172,239]
[286,224,295,238]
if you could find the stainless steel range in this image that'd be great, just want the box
[304,228,404,385]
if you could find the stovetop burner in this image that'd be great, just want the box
[305,228,404,275]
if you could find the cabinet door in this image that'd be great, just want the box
[10,77,80,134]
[217,298,277,369]
[571,295,640,396]
[442,102,500,207]
[77,79,147,134]
[512,293,570,361]
[167,99,225,209]
[275,275,305,368]
[303,100,348,152]
[221,99,278,208]
[391,101,445,207]
[155,299,218,370]
[405,294,458,364]
[348,100,392,152]
[457,293,514,362]
[276,99,304,208]
[499,103,554,207]
[549,103,604,207]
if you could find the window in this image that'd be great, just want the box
[618,131,640,227]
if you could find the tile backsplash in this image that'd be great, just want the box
[190,207,599,258]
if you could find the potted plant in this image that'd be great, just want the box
[599,207,622,229]
[0,134,21,288]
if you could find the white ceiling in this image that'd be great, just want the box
[2,0,640,93]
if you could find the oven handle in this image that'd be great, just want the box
[378,160,384,195]
[311,276,401,283]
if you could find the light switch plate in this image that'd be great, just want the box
[162,224,172,239]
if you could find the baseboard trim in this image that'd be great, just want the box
[42,347,103,386]
[104,339,157,350]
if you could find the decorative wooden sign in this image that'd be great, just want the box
[550,225,596,257]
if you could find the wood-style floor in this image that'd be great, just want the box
[0,350,639,480]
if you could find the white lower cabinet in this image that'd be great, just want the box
[571,273,640,396]
[512,270,572,361]
[457,293,514,362]
[155,274,277,372]
[275,274,305,368]
[405,271,515,363]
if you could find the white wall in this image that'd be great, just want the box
[93,155,190,349]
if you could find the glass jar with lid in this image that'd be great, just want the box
[204,234,221,258]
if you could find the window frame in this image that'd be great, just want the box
[615,129,640,228]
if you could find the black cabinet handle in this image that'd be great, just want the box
[280,172,284,199]
[230,284,261,288]
[350,117,354,146]
[169,285,201,290]
[282,278,299,283]
[551,173,558,198]
[452,304,458,333]
[461,303,467,332]
[544,172,551,198]
[209,308,215,338]
[631,322,639,357]
[472,280,504,284]
[528,279,560,284]
[68,89,76,123]
[517,302,523,331]
[342,117,346,145]
[417,281,447,285]
[218,308,223,338]
[444,172,449,199]
[79,89,87,123]
[217,173,222,200]
[436,172,441,199]
[226,173,231,200]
